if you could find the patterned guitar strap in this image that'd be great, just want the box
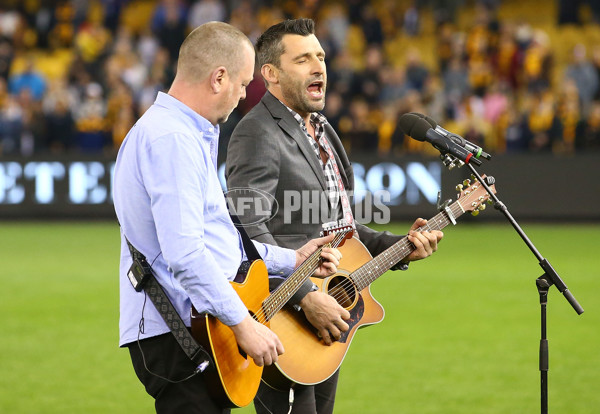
[123,235,214,373]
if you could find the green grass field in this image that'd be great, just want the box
[1,221,598,413]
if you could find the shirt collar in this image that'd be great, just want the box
[154,91,220,141]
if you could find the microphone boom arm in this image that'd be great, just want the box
[425,129,483,166]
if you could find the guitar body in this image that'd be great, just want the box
[263,237,384,389]
[263,176,498,390]
[191,259,269,408]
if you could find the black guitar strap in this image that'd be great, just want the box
[124,237,213,373]
[122,215,262,373]
[230,213,263,262]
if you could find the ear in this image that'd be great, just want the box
[209,66,227,93]
[261,64,279,86]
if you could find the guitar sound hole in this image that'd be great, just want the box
[326,275,357,309]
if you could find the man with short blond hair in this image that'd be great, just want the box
[114,21,341,414]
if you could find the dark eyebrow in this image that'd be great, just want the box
[292,50,326,61]
[292,52,311,61]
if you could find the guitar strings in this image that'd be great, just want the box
[326,198,464,304]
[258,230,349,322]
[254,230,349,325]
[328,205,454,302]
[256,185,485,330]
[255,231,344,325]
[325,188,480,305]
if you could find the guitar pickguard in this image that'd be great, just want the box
[283,293,364,344]
[338,295,364,343]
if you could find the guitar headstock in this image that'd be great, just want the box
[455,175,497,216]
[321,220,354,247]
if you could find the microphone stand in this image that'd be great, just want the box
[463,162,584,414]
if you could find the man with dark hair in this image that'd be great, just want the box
[226,18,443,414]
[113,22,342,414]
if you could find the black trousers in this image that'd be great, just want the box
[127,333,229,414]
[254,370,339,414]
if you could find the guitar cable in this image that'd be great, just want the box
[288,387,295,414]
[136,292,204,383]
[254,386,295,414]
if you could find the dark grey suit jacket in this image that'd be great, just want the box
[226,91,404,303]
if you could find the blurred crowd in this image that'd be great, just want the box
[1,0,600,158]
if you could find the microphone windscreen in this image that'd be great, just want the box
[408,117,433,142]
[422,115,437,128]
[408,112,437,128]
[398,113,425,141]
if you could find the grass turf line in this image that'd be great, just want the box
[0,221,597,413]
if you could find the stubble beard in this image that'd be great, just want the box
[281,74,326,115]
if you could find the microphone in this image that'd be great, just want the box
[398,113,483,166]
[408,112,492,160]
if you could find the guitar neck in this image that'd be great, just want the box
[262,231,349,321]
[351,200,466,291]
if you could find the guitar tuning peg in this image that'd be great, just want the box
[463,179,471,187]
[471,174,477,181]
[471,209,480,216]
[487,199,494,205]
[455,184,464,192]
[478,204,486,211]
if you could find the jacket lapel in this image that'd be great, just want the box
[262,92,327,191]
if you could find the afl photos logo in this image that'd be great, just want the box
[224,187,278,226]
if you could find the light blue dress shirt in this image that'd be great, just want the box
[114,92,296,347]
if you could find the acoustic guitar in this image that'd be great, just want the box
[190,222,353,407]
[262,176,497,389]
